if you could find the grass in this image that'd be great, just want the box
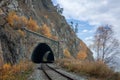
[56,58,120,80]
[0,60,33,80]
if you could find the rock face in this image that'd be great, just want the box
[0,0,93,64]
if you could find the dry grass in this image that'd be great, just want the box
[56,59,120,80]
[0,60,33,80]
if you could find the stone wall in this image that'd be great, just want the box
[23,29,59,60]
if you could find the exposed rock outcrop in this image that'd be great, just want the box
[0,0,94,65]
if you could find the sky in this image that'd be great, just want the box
[52,0,120,46]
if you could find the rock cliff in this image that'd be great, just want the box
[0,0,93,64]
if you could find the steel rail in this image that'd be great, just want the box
[41,64,52,80]
[46,64,75,80]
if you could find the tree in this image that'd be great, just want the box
[92,25,120,64]
[56,4,63,14]
[70,21,74,29]
[75,23,78,33]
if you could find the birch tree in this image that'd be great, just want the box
[93,25,120,64]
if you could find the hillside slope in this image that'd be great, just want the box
[0,0,93,64]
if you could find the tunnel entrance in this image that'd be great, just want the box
[31,43,54,63]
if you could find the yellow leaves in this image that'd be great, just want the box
[20,16,28,25]
[27,18,39,31]
[63,48,73,58]
[77,51,87,60]
[7,11,25,29]
[7,11,39,32]
[3,63,11,70]
[1,64,14,80]
[17,30,25,37]
[40,24,52,38]
[6,11,57,39]
[0,61,33,80]
[40,24,58,40]
[7,11,19,26]
[76,42,88,60]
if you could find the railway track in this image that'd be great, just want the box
[41,64,75,80]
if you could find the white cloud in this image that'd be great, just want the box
[82,29,88,33]
[85,36,93,45]
[89,30,94,33]
[55,0,120,41]
[85,36,93,41]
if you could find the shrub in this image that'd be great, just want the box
[6,11,58,40]
[40,24,52,38]
[76,42,88,60]
[7,11,39,31]
[27,18,39,31]
[76,51,87,60]
[17,29,25,37]
[7,11,20,27]
[57,59,120,80]
[0,60,33,80]
[63,48,73,58]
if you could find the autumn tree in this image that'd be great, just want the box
[92,25,120,64]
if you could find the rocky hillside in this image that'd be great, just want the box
[0,0,93,65]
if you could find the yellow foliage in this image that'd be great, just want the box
[76,42,88,60]
[20,16,28,25]
[7,11,39,32]
[0,61,33,80]
[63,48,73,58]
[6,11,57,39]
[7,11,19,26]
[77,51,87,60]
[27,18,39,31]
[17,30,25,37]
[3,63,11,70]
[40,24,52,38]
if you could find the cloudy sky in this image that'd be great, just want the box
[52,0,120,46]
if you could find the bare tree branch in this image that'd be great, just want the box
[92,25,120,64]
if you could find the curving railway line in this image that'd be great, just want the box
[41,64,75,80]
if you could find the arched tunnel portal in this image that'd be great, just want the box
[31,43,55,63]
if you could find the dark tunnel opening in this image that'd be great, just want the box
[31,43,54,63]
